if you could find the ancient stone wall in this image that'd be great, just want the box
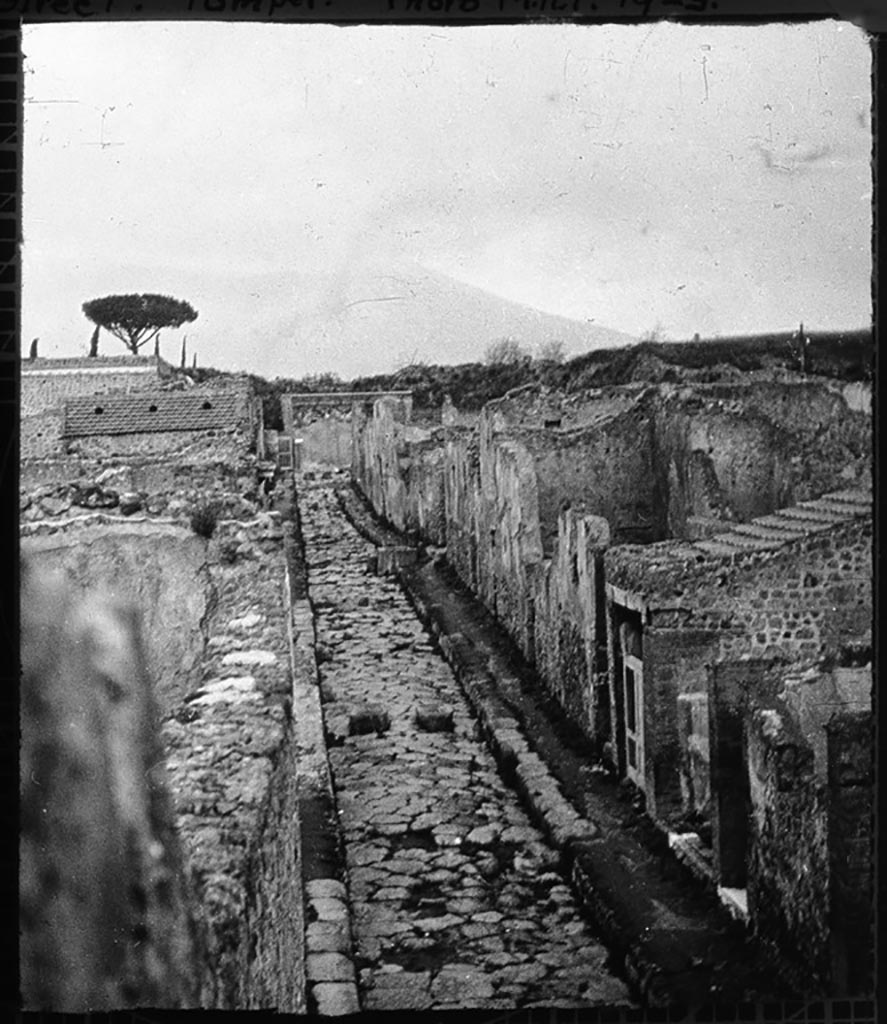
[605,516,871,823]
[283,391,413,469]
[351,376,871,774]
[351,396,447,545]
[20,504,308,1012]
[532,509,610,739]
[64,426,253,461]
[607,517,871,666]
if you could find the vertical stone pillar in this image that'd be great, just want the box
[826,710,874,996]
[708,665,749,887]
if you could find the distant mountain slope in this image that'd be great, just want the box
[250,259,637,378]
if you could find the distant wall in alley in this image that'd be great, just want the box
[282,391,412,469]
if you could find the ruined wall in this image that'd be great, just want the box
[652,382,871,538]
[21,512,307,1012]
[605,515,871,824]
[746,706,830,992]
[524,408,660,549]
[21,356,172,416]
[351,396,447,544]
[609,516,872,668]
[65,426,253,461]
[533,509,610,739]
[825,710,874,996]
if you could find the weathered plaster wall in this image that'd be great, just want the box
[65,426,254,461]
[532,509,610,739]
[651,382,871,538]
[352,396,447,544]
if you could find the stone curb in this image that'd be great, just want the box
[284,528,361,1017]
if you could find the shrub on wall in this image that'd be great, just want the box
[190,499,221,539]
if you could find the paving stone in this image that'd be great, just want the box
[431,966,495,1003]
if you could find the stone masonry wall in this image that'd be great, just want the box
[532,509,611,740]
[21,358,171,416]
[20,504,307,1011]
[351,378,871,775]
[21,358,172,458]
[65,426,253,461]
[352,396,447,545]
[605,518,871,822]
[608,517,872,665]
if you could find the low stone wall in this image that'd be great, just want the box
[20,505,308,1010]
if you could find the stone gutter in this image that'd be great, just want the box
[336,483,794,1009]
[283,514,361,1017]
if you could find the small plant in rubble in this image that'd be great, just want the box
[219,538,240,564]
[189,498,221,539]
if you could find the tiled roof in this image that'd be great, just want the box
[692,488,871,558]
[63,390,244,436]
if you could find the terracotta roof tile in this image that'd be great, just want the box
[63,391,244,437]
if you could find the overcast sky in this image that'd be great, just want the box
[21,20,872,379]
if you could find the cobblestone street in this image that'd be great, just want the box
[299,485,632,1012]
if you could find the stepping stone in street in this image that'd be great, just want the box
[349,704,392,736]
[414,702,455,733]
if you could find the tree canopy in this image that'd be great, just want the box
[82,294,198,355]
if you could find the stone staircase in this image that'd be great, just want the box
[693,488,871,559]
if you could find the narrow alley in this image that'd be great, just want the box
[298,484,633,1012]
